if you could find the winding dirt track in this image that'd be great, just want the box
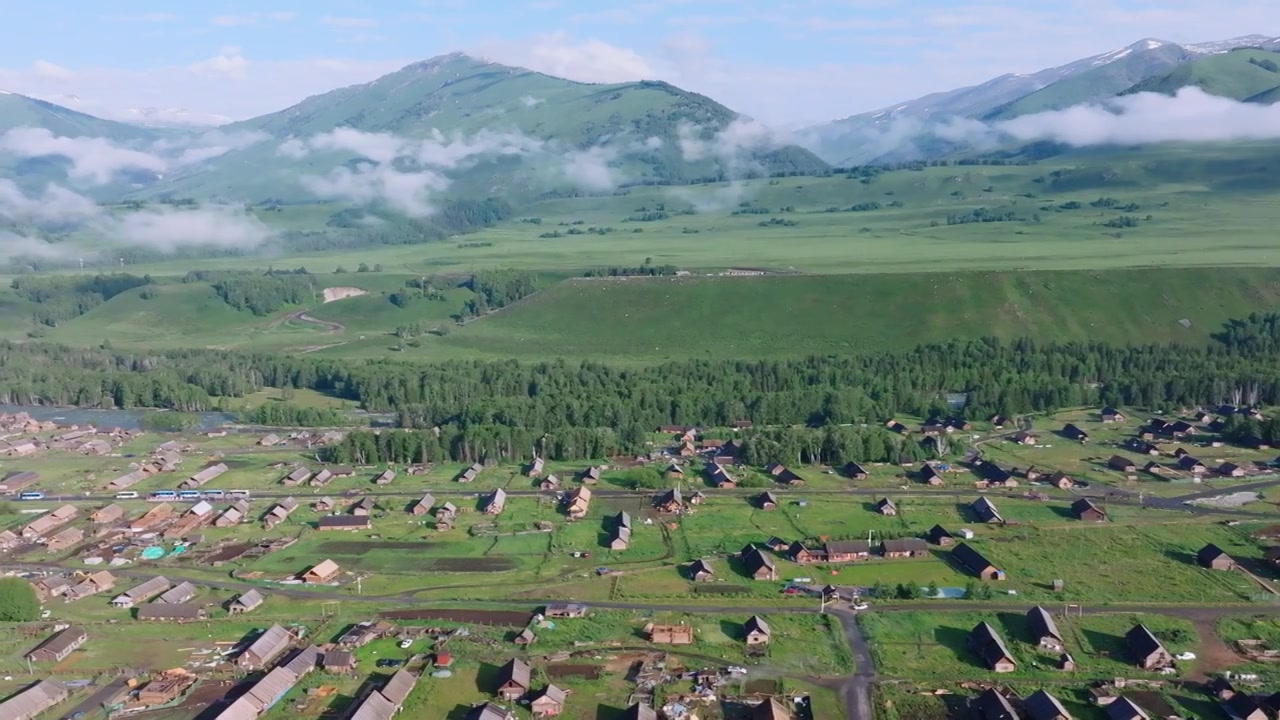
[286,310,345,334]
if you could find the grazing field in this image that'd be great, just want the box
[861,610,1198,680]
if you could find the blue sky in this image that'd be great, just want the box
[0,0,1274,126]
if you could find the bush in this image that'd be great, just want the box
[0,578,39,621]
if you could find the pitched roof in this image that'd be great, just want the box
[27,625,86,660]
[137,604,204,620]
[742,545,776,574]
[927,525,953,542]
[1125,624,1166,659]
[348,691,396,720]
[243,623,293,662]
[753,698,792,720]
[971,688,1017,720]
[1026,606,1063,643]
[156,581,197,604]
[882,538,928,554]
[499,658,531,689]
[535,684,567,706]
[0,679,67,720]
[306,559,340,579]
[688,558,715,577]
[744,615,771,637]
[826,540,870,554]
[971,621,1015,668]
[1104,697,1150,720]
[972,496,1003,522]
[1197,543,1232,565]
[1022,689,1071,720]
[1070,498,1104,518]
[380,669,417,705]
[232,589,264,609]
[952,543,995,574]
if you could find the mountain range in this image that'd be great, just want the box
[799,34,1280,165]
[2,35,1280,208]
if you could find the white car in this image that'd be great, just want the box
[398,639,413,649]
[1175,651,1196,661]
[40,610,51,619]
[852,602,869,610]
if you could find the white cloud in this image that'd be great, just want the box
[212,11,296,26]
[0,179,101,225]
[480,31,657,83]
[31,60,73,81]
[110,13,178,23]
[0,182,273,261]
[302,164,449,217]
[999,87,1280,145]
[189,46,249,79]
[0,128,167,184]
[321,16,378,28]
[268,12,297,22]
[165,129,271,165]
[560,146,619,190]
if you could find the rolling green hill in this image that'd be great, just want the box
[332,268,1280,362]
[1119,48,1280,100]
[140,53,828,204]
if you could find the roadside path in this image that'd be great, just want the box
[286,310,344,334]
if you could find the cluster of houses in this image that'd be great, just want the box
[0,417,138,459]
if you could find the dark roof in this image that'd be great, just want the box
[1026,606,1063,643]
[1227,693,1265,719]
[1071,498,1105,518]
[1197,543,1232,565]
[920,464,943,481]
[952,543,996,574]
[137,604,204,620]
[1125,624,1167,659]
[688,559,715,576]
[843,462,869,476]
[971,688,1017,720]
[1062,423,1088,438]
[744,615,771,637]
[468,702,515,720]
[882,538,928,554]
[875,497,896,511]
[972,496,1003,522]
[926,525,953,542]
[742,546,776,574]
[971,621,1015,668]
[1023,689,1072,720]
[1105,697,1151,720]
[498,658,531,689]
[759,491,779,505]
[319,515,371,529]
[826,540,870,554]
[976,461,1012,483]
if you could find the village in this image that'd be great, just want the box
[4,405,1280,719]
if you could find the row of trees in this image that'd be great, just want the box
[11,273,151,326]
[212,273,315,316]
[8,321,1280,438]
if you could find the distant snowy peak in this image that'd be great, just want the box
[1185,35,1280,54]
[120,107,232,128]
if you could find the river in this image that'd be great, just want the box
[0,404,235,431]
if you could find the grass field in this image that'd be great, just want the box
[861,610,1199,680]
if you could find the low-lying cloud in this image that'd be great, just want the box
[999,87,1280,145]
[0,180,272,263]
[0,126,269,186]
[818,87,1280,164]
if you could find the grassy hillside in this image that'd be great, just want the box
[140,53,827,203]
[0,93,157,139]
[1120,48,1280,100]
[324,268,1280,362]
[984,44,1193,119]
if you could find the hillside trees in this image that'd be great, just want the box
[212,272,315,315]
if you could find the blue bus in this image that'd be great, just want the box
[148,490,178,501]
[18,491,44,500]
[177,490,202,500]
[203,489,226,499]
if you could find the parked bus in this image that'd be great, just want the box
[203,489,225,499]
[177,490,202,500]
[18,491,44,500]
[228,489,251,499]
[114,491,139,500]
[149,490,178,501]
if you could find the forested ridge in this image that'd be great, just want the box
[3,313,1280,427]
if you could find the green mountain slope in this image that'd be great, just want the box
[0,92,157,140]
[1246,85,1280,103]
[1119,48,1280,100]
[983,44,1194,120]
[142,53,828,204]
